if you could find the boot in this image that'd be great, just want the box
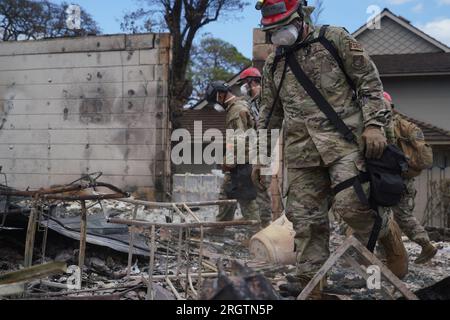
[415,241,438,265]
[378,219,409,279]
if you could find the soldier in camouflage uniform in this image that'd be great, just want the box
[206,81,261,223]
[383,92,438,264]
[252,0,393,294]
[238,68,274,228]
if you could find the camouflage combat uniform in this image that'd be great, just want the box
[218,98,260,222]
[259,25,390,278]
[385,112,431,246]
[249,95,273,227]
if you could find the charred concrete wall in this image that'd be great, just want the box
[0,33,171,200]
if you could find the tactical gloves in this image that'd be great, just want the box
[362,125,387,159]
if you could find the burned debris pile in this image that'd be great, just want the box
[0,174,261,300]
[0,174,449,300]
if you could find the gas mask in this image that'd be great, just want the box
[213,93,235,112]
[240,84,250,97]
[213,104,226,113]
[271,23,299,46]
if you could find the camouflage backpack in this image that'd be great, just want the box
[393,114,433,178]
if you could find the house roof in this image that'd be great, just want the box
[353,8,450,53]
[396,111,450,144]
[179,109,226,142]
[372,52,450,76]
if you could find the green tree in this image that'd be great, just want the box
[121,0,249,121]
[0,0,100,41]
[189,36,251,100]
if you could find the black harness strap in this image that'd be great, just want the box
[333,173,383,253]
[286,53,357,143]
[318,25,357,93]
[266,25,357,129]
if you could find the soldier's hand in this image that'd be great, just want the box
[362,126,387,159]
[251,165,266,192]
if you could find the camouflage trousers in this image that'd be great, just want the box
[256,175,273,227]
[217,173,260,222]
[391,178,430,245]
[286,152,389,279]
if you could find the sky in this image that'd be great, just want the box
[53,0,450,58]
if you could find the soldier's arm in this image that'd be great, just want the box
[226,106,254,165]
[258,55,285,131]
[229,111,249,132]
[383,101,396,144]
[328,27,388,128]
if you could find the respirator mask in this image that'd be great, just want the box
[212,92,232,113]
[213,104,226,113]
[271,23,299,47]
[240,84,250,97]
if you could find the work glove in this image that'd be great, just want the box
[362,125,387,159]
[251,165,267,192]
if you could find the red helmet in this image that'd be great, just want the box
[260,0,302,30]
[383,92,393,103]
[239,67,262,82]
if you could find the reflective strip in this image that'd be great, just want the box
[261,2,287,17]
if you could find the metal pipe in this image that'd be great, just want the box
[165,277,184,300]
[146,225,156,301]
[78,200,87,270]
[108,218,259,229]
[176,228,183,277]
[0,182,128,200]
[24,204,39,268]
[171,203,188,221]
[43,193,125,201]
[127,206,139,278]
[126,272,222,281]
[117,198,237,208]
[185,227,190,299]
[181,204,204,291]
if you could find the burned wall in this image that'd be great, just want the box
[0,33,171,200]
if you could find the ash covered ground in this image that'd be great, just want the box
[1,200,448,300]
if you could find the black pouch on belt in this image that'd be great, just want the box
[365,144,409,207]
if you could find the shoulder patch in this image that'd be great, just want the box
[349,41,364,52]
[352,55,366,69]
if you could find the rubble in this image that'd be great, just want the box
[0,176,448,301]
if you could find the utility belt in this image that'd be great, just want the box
[267,25,408,251]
